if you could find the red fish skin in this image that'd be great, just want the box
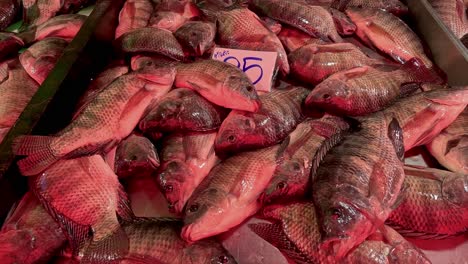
[429,0,468,39]
[22,0,63,29]
[0,0,18,31]
[277,26,327,53]
[174,21,216,57]
[115,0,154,39]
[149,0,200,32]
[0,33,24,62]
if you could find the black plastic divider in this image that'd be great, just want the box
[0,0,125,223]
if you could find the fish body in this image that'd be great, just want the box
[174,21,216,56]
[115,0,154,39]
[140,88,228,134]
[331,0,408,16]
[182,145,281,242]
[116,27,185,61]
[382,87,468,150]
[0,33,24,62]
[175,60,260,112]
[22,0,63,28]
[115,133,160,178]
[157,132,219,214]
[31,155,134,261]
[122,218,237,264]
[0,0,18,31]
[215,86,309,155]
[149,0,200,32]
[430,0,468,39]
[0,192,66,264]
[251,0,342,42]
[289,42,380,85]
[261,116,350,204]
[427,108,468,174]
[277,26,326,53]
[313,114,405,258]
[346,8,433,68]
[13,67,175,176]
[19,37,68,84]
[387,166,468,238]
[329,8,356,36]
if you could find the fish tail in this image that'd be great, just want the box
[13,135,59,176]
[401,58,445,85]
[81,225,129,264]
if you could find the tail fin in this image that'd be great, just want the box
[401,57,445,85]
[81,226,129,264]
[13,135,59,176]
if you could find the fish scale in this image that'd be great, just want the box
[115,0,154,39]
[22,0,63,28]
[430,0,468,39]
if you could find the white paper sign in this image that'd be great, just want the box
[211,47,278,92]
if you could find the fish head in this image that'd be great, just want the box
[442,172,468,208]
[305,78,353,115]
[186,240,237,264]
[215,113,259,154]
[157,160,195,214]
[137,66,177,92]
[176,22,216,56]
[221,74,261,112]
[182,186,229,242]
[319,199,374,258]
[261,160,308,203]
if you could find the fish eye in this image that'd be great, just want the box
[145,60,153,66]
[246,86,254,92]
[291,162,301,172]
[188,203,199,213]
[164,185,173,193]
[218,255,229,263]
[277,181,286,189]
[131,155,138,161]
[322,94,331,100]
[227,135,236,143]
[331,208,341,221]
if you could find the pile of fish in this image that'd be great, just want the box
[0,0,467,263]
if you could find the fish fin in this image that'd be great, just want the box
[12,135,62,175]
[400,58,445,84]
[387,118,405,161]
[116,185,136,222]
[399,82,422,97]
[310,131,347,182]
[186,80,211,92]
[403,166,443,181]
[342,66,369,80]
[277,135,291,160]
[384,222,463,240]
[249,222,311,263]
[81,226,129,263]
[129,217,182,224]
[390,180,409,210]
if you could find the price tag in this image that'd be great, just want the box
[211,47,278,92]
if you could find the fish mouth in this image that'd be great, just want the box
[181,223,208,243]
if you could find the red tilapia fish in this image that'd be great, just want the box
[346,8,433,69]
[115,27,185,61]
[182,145,281,242]
[328,8,356,36]
[277,26,326,53]
[261,116,350,204]
[198,3,289,75]
[0,60,39,143]
[289,42,381,85]
[140,88,228,134]
[22,0,63,28]
[0,192,66,264]
[215,86,309,155]
[19,37,68,84]
[13,67,175,176]
[261,16,282,34]
[382,86,468,150]
[0,0,18,31]
[0,33,24,63]
[115,0,154,39]
[157,132,219,214]
[174,21,216,57]
[122,218,237,264]
[115,133,160,179]
[331,0,408,16]
[387,166,468,239]
[250,202,430,263]
[427,107,468,174]
[313,113,405,258]
[31,155,134,262]
[130,54,177,72]
[150,0,201,32]
[430,0,468,39]
[305,59,436,116]
[251,0,342,42]
[175,60,260,112]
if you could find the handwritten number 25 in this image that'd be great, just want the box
[223,56,263,85]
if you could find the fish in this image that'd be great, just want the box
[122,218,237,264]
[429,0,468,39]
[0,60,39,143]
[305,59,437,116]
[174,59,261,112]
[130,54,177,71]
[0,33,24,62]
[115,133,160,179]
[140,88,229,134]
[199,3,289,75]
[260,116,350,204]
[29,155,134,262]
[426,108,468,174]
[22,0,63,28]
[182,145,281,242]
[18,14,87,44]
[0,192,66,264]
[149,0,200,32]
[261,16,282,34]
[312,114,405,258]
[289,42,381,85]
[250,202,430,264]
[115,27,185,61]
[13,66,175,176]
[0,0,18,31]
[19,37,68,84]
[381,86,468,150]
[157,131,219,214]
[277,26,326,53]
[329,8,356,36]
[115,0,154,39]
[215,86,309,155]
[60,0,93,13]
[174,21,216,57]
[330,0,408,16]
[346,8,433,68]
[386,166,468,239]
[251,0,342,42]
